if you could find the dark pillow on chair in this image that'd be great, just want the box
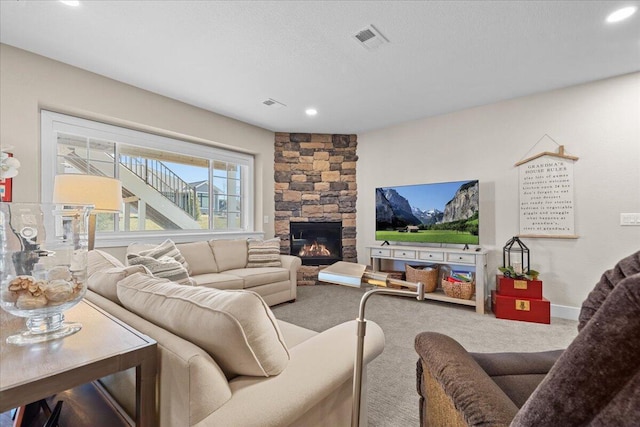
[578,250,640,330]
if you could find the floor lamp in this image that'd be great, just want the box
[52,175,123,250]
[318,261,425,427]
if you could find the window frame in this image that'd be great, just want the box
[41,110,260,247]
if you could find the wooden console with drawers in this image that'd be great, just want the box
[367,245,488,314]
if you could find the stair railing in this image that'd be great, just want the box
[119,155,198,219]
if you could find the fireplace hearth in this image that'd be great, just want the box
[290,222,342,266]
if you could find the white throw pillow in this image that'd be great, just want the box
[87,265,149,304]
[247,238,282,268]
[117,273,289,378]
[138,239,191,273]
[126,253,191,285]
[88,249,125,277]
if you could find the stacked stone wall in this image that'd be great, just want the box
[274,133,357,285]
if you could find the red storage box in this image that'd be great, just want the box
[496,275,543,299]
[491,291,550,324]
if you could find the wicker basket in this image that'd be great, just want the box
[405,264,439,293]
[441,279,475,300]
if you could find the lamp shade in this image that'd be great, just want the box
[52,174,123,213]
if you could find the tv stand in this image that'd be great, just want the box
[367,245,488,314]
[381,241,390,246]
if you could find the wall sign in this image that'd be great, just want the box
[516,145,579,239]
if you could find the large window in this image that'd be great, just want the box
[41,111,254,242]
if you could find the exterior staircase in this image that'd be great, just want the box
[64,153,201,230]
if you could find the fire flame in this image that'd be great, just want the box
[299,241,331,257]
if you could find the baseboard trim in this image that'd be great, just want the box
[551,303,580,321]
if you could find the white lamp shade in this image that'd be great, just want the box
[52,174,123,213]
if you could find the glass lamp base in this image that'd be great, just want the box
[6,312,82,345]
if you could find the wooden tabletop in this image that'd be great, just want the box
[0,300,157,426]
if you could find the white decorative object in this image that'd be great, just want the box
[516,144,579,238]
[0,145,20,179]
[0,203,92,344]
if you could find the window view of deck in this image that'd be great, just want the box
[45,111,253,235]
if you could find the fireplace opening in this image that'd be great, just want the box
[290,222,342,266]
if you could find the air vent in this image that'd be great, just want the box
[353,25,389,50]
[262,98,287,108]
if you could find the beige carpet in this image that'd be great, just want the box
[271,283,578,427]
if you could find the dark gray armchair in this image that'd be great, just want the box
[415,250,640,426]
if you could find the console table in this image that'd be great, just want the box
[0,300,157,426]
[367,245,488,314]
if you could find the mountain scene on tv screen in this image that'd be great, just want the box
[375,180,479,244]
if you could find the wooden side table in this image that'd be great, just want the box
[0,300,157,427]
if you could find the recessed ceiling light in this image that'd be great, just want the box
[606,6,637,23]
[305,108,318,116]
[60,0,80,6]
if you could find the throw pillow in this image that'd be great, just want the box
[117,273,289,378]
[138,239,191,274]
[87,265,149,304]
[126,254,191,285]
[247,238,282,268]
[88,249,125,277]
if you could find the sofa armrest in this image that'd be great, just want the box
[280,254,302,300]
[196,320,384,426]
[280,254,301,273]
[415,332,518,427]
[470,350,562,378]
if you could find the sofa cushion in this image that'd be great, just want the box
[209,239,248,271]
[247,238,282,268]
[88,249,125,277]
[127,254,191,285]
[176,241,219,274]
[191,273,245,290]
[87,265,149,304]
[117,272,289,378]
[225,267,290,288]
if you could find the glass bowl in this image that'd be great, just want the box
[0,203,92,345]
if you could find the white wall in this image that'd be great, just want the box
[3,43,638,313]
[0,44,276,239]
[357,72,640,314]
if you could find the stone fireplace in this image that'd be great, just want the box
[290,221,342,266]
[274,133,357,285]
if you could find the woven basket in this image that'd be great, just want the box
[441,279,475,300]
[405,264,439,293]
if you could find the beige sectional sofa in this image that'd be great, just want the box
[85,246,385,427]
[128,238,301,306]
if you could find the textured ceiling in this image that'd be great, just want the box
[1,1,639,134]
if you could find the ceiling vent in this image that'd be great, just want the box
[353,25,389,50]
[262,98,286,108]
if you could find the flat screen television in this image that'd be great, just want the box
[375,179,479,245]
